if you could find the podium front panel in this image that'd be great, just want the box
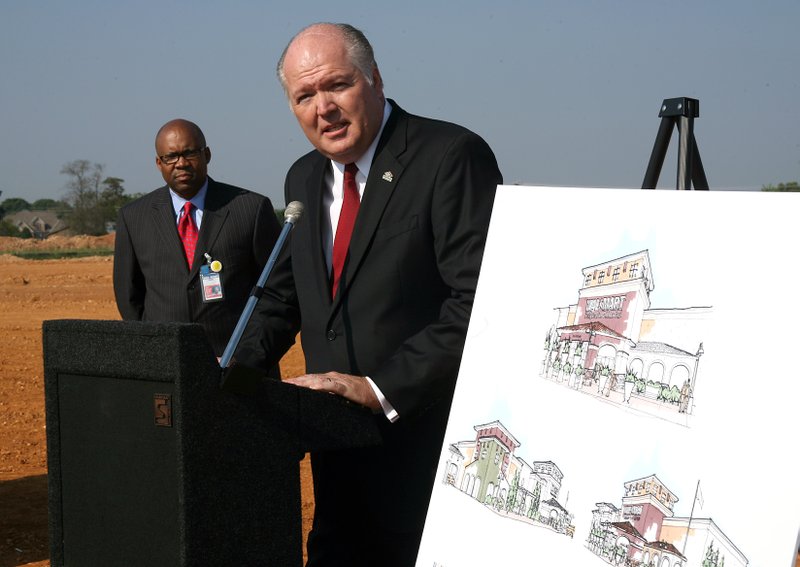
[58,374,180,566]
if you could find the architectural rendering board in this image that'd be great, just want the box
[417,186,800,567]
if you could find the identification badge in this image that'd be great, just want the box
[200,263,224,302]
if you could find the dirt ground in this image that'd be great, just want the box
[0,235,312,567]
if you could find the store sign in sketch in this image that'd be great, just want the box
[539,248,708,427]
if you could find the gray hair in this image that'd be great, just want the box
[276,23,377,95]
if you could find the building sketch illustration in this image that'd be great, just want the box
[417,186,800,567]
[588,474,746,567]
[442,420,576,537]
[436,420,748,567]
[540,250,709,425]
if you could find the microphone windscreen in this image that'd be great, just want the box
[284,201,304,224]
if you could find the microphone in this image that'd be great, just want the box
[219,201,304,374]
[283,200,304,224]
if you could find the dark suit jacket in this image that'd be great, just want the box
[238,101,502,544]
[113,178,281,358]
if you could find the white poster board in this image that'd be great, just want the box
[417,186,800,567]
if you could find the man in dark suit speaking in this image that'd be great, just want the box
[113,119,281,359]
[237,23,502,566]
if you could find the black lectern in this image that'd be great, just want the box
[43,320,381,567]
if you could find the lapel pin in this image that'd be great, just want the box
[382,171,393,182]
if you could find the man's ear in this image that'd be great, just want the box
[372,67,384,92]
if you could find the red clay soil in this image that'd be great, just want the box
[0,236,312,567]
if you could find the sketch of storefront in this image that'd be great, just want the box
[587,474,747,566]
[441,420,573,535]
[540,250,709,420]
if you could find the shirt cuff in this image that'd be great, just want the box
[365,376,399,422]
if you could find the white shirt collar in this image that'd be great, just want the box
[169,179,208,227]
[169,179,208,215]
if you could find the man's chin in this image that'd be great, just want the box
[318,143,358,164]
[171,183,199,198]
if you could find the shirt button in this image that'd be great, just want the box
[326,329,337,341]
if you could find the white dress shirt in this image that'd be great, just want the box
[323,100,398,422]
[169,179,208,229]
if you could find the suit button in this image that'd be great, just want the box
[326,329,337,341]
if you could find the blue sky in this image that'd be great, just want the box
[1,1,798,206]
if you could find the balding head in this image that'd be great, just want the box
[277,23,378,95]
[276,23,385,164]
[154,119,211,199]
[155,119,206,151]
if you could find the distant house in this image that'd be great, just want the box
[4,210,68,238]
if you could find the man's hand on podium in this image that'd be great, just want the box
[285,372,380,412]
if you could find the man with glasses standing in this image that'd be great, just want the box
[113,118,282,361]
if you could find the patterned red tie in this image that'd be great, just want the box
[178,201,198,269]
[331,163,360,298]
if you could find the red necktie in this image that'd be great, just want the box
[178,201,199,268]
[331,163,360,298]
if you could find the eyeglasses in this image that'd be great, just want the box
[158,147,206,165]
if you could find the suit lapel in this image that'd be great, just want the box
[304,158,335,303]
[194,179,228,276]
[332,104,408,308]
[151,186,189,271]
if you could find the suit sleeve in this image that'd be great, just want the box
[250,196,283,276]
[371,132,502,418]
[112,207,146,320]
[234,195,302,372]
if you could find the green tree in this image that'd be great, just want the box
[31,198,62,210]
[506,470,520,513]
[102,176,125,196]
[61,160,106,235]
[98,176,132,226]
[30,198,72,227]
[60,160,141,234]
[1,197,32,214]
[31,199,70,217]
[0,218,21,236]
[761,181,800,192]
[527,482,541,519]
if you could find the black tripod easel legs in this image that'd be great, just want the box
[642,97,709,190]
